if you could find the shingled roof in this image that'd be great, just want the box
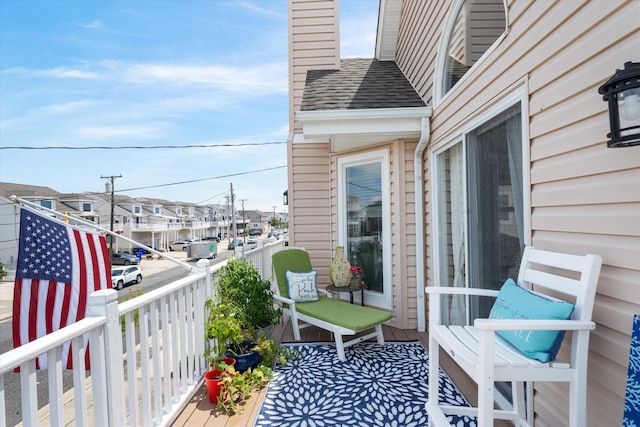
[301,58,426,111]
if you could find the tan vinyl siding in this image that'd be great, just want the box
[289,0,340,133]
[391,140,419,328]
[393,0,639,425]
[289,141,333,283]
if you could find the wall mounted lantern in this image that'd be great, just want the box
[283,190,288,206]
[598,61,640,147]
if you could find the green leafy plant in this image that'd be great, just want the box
[277,347,299,367]
[204,300,247,363]
[215,256,281,332]
[204,303,276,415]
[0,261,7,281]
[215,364,273,414]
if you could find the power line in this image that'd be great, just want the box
[116,165,287,193]
[0,141,286,150]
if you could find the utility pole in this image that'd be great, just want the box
[272,205,277,231]
[239,198,247,244]
[230,183,237,246]
[101,174,122,255]
[224,194,230,239]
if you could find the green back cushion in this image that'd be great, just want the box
[272,249,313,298]
[488,278,575,362]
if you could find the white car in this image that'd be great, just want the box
[111,266,143,290]
[247,236,258,244]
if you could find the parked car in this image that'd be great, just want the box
[111,253,140,265]
[227,239,244,250]
[111,266,143,290]
[169,241,191,251]
[202,236,220,243]
[247,236,258,244]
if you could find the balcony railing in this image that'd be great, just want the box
[0,240,285,426]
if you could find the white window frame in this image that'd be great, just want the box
[433,0,509,106]
[337,148,392,309]
[431,85,531,287]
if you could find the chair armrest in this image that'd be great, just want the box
[426,286,500,298]
[318,288,331,297]
[273,294,295,306]
[475,318,596,331]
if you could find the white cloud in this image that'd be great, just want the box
[76,124,165,139]
[79,19,103,30]
[6,60,288,94]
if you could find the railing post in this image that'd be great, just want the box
[88,289,126,426]
[257,240,269,280]
[195,259,211,377]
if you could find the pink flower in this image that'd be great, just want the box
[349,265,363,275]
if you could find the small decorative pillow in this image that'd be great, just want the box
[285,270,319,303]
[488,278,575,362]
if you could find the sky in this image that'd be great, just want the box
[0,0,379,213]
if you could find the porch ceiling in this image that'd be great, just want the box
[296,106,432,152]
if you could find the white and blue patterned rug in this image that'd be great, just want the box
[624,315,640,426]
[255,340,477,427]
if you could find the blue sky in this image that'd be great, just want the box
[0,0,378,212]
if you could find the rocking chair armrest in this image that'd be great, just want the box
[426,286,500,298]
[318,288,331,297]
[475,318,596,331]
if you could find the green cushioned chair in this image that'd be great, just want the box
[272,247,392,361]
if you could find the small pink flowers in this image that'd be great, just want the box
[349,265,363,276]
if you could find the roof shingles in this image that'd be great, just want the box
[301,59,426,111]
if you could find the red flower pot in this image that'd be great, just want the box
[205,370,224,404]
[205,357,236,404]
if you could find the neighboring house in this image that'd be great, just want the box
[0,182,240,270]
[287,1,639,426]
[0,183,64,277]
[246,210,272,234]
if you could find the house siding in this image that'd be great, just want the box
[289,0,340,134]
[288,0,340,285]
[289,141,333,284]
[392,0,639,425]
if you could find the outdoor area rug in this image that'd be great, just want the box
[254,340,477,427]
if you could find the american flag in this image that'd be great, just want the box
[13,207,111,369]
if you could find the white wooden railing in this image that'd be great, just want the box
[0,239,285,427]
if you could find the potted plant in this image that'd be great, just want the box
[203,301,243,404]
[215,256,282,337]
[204,298,277,413]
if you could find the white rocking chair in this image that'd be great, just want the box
[425,246,602,426]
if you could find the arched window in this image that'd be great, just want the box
[436,0,507,101]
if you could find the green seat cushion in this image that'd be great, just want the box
[296,296,392,331]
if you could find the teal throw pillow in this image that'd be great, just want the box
[488,278,575,362]
[285,270,319,303]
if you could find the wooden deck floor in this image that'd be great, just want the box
[171,318,429,427]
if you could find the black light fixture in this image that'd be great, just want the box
[598,61,640,147]
[283,190,288,206]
